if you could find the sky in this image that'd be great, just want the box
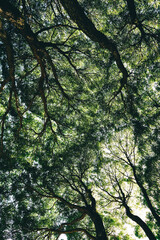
[58,234,68,240]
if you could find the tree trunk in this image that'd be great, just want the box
[124,204,157,240]
[132,165,160,226]
[88,209,108,240]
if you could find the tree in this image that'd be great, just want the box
[0,0,160,239]
[97,130,159,239]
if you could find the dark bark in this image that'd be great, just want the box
[126,0,137,23]
[33,186,107,240]
[80,181,108,240]
[124,203,157,240]
[88,208,108,240]
[59,0,128,86]
[115,173,157,240]
[126,0,146,37]
[0,21,15,151]
[131,165,160,226]
[0,0,69,99]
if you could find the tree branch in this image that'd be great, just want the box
[35,227,96,240]
[0,0,69,99]
[59,0,128,87]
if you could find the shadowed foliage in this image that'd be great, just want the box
[0,0,160,239]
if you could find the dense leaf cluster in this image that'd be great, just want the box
[0,0,160,239]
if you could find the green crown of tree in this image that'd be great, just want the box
[0,0,159,239]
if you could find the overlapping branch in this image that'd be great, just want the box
[126,0,160,42]
[59,0,128,88]
[35,227,96,240]
[0,0,69,99]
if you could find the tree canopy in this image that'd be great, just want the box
[0,0,160,239]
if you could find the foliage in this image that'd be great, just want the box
[0,0,160,239]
